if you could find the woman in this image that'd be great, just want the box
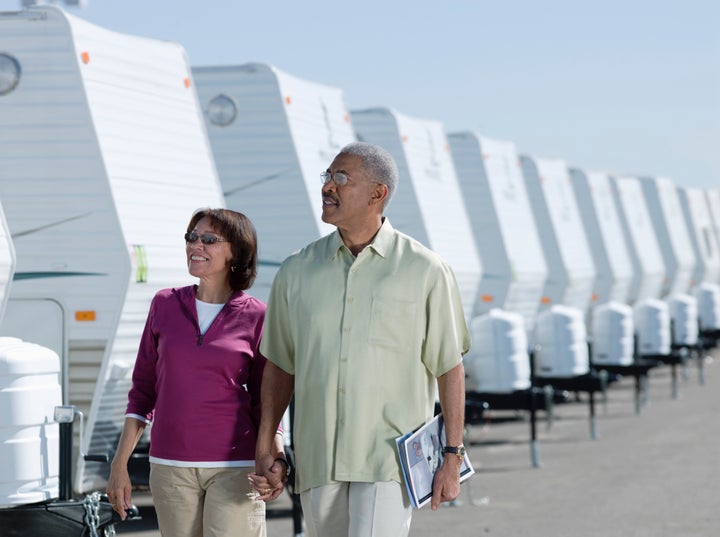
[106,208,286,537]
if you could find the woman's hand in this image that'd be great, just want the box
[249,454,288,501]
[106,464,133,520]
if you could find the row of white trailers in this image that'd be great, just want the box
[0,5,719,504]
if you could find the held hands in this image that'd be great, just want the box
[430,455,462,511]
[249,453,288,502]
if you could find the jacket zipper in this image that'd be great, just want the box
[174,286,238,347]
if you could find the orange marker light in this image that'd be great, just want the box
[75,311,96,322]
[81,51,90,64]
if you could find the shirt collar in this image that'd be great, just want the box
[367,217,393,258]
[330,217,394,260]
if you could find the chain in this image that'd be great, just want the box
[82,491,101,537]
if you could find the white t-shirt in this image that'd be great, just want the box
[196,299,225,335]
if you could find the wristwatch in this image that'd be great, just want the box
[442,444,466,460]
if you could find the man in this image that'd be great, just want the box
[252,142,470,537]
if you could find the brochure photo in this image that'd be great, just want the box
[396,413,475,509]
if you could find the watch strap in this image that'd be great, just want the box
[442,444,466,459]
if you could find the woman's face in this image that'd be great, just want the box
[186,216,233,283]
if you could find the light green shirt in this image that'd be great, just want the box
[260,219,470,492]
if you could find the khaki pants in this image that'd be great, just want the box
[300,481,412,537]
[150,463,266,537]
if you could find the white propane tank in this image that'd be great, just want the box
[667,294,699,346]
[464,309,531,393]
[634,299,671,356]
[694,282,720,331]
[0,337,61,507]
[591,301,634,365]
[534,305,589,377]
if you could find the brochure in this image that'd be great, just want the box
[395,413,475,509]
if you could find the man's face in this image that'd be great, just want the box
[321,153,380,228]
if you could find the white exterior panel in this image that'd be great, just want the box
[702,188,720,283]
[611,176,666,303]
[0,6,224,492]
[193,63,353,302]
[449,132,546,335]
[640,177,696,296]
[0,203,14,320]
[521,156,596,318]
[570,169,634,305]
[352,108,482,319]
[678,187,720,285]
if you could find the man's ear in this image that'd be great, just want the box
[370,183,389,206]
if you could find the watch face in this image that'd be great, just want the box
[458,446,466,457]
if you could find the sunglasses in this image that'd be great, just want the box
[184,231,228,245]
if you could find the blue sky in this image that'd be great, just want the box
[3,0,718,187]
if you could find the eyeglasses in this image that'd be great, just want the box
[320,170,350,186]
[184,231,228,245]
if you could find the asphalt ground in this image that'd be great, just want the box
[116,348,719,537]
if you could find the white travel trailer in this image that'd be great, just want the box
[678,187,720,286]
[520,156,596,318]
[0,6,224,492]
[612,176,672,359]
[701,188,720,283]
[0,202,14,319]
[640,177,696,296]
[192,63,354,303]
[448,132,547,335]
[611,176,666,303]
[351,108,482,318]
[570,169,636,366]
[570,169,634,305]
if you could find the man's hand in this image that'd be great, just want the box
[430,455,462,510]
[249,453,287,502]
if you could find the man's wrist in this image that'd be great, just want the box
[442,453,464,464]
[442,444,466,460]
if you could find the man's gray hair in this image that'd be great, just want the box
[338,142,398,207]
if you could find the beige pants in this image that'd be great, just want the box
[149,463,266,537]
[300,481,412,537]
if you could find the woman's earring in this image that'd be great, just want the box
[230,265,236,273]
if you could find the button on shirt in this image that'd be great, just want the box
[260,219,470,493]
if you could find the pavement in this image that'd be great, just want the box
[116,349,719,537]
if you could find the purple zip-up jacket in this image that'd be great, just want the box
[126,285,267,463]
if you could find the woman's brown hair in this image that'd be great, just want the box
[187,208,258,291]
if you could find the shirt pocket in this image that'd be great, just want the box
[368,296,418,350]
